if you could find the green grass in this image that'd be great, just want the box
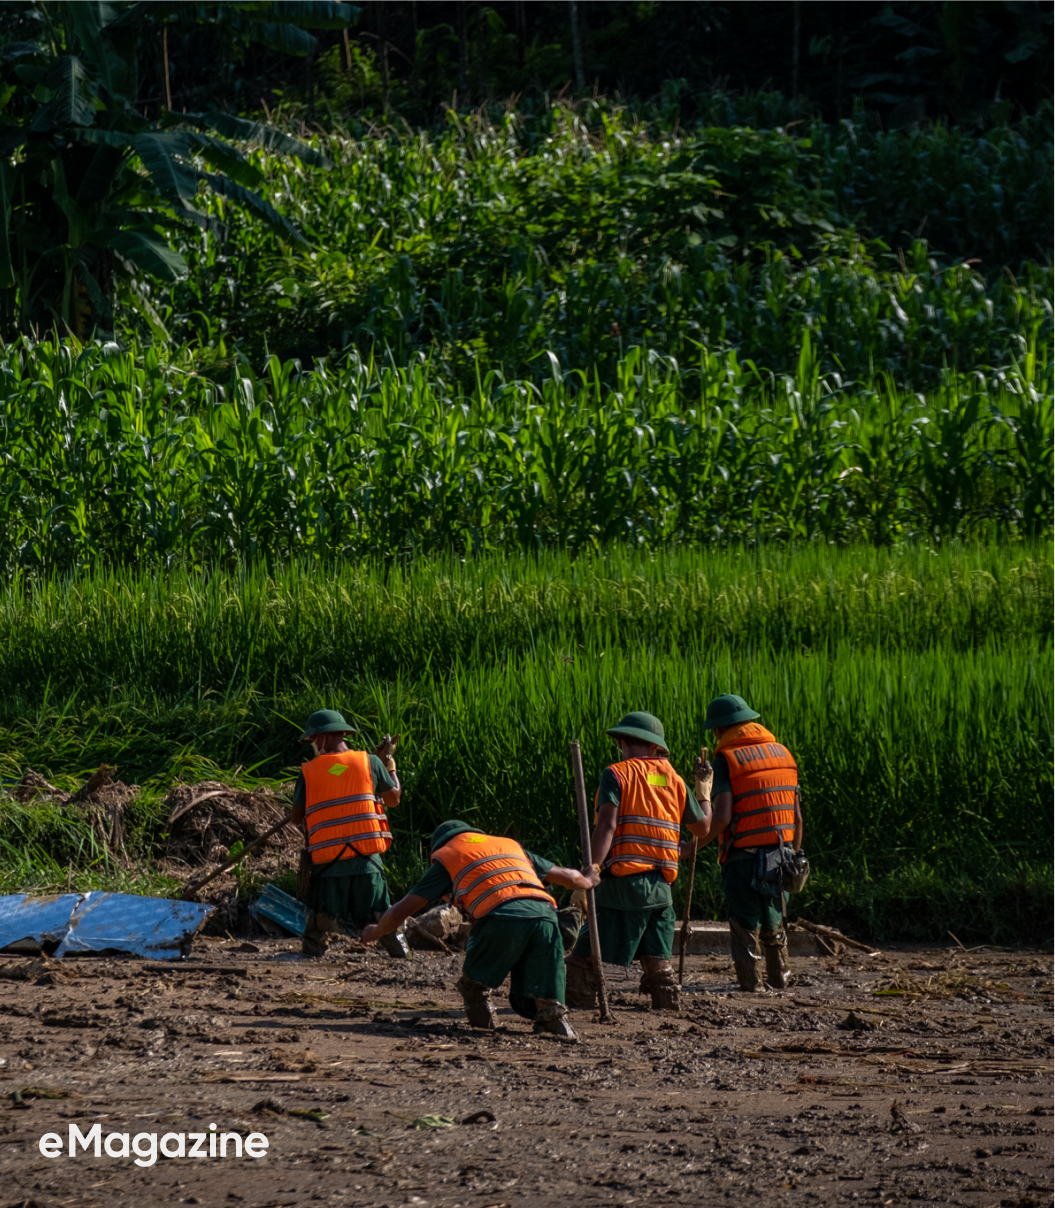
[0,543,1049,943]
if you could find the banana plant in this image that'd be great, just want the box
[0,0,357,339]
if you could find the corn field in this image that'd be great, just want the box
[0,336,1050,572]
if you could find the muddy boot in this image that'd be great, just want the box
[639,955,680,1010]
[564,958,600,1010]
[761,926,790,990]
[301,911,340,957]
[533,998,578,1041]
[373,912,412,960]
[729,918,765,991]
[456,975,496,1029]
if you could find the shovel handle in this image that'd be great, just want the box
[570,740,615,1025]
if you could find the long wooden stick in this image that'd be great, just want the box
[678,843,698,986]
[793,918,880,956]
[570,740,614,1024]
[679,745,708,985]
[178,816,293,901]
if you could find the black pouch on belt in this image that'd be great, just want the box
[751,846,785,897]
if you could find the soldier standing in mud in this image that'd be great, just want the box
[290,708,410,959]
[697,694,804,992]
[363,820,600,1038]
[565,711,711,1012]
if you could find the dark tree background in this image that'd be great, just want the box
[88,2,1050,128]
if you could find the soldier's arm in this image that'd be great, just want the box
[362,894,428,942]
[544,865,601,891]
[590,801,618,867]
[698,792,733,847]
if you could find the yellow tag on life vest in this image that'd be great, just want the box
[646,773,668,787]
[328,763,346,776]
[465,835,488,843]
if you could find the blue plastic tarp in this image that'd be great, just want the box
[0,892,214,960]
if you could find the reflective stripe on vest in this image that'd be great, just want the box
[432,832,554,921]
[302,749,392,864]
[600,757,686,885]
[715,724,798,864]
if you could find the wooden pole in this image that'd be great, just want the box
[570,739,614,1024]
[178,815,293,902]
[162,24,172,111]
[678,843,697,986]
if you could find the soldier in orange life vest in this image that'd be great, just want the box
[363,821,600,1038]
[695,694,804,992]
[565,712,710,1013]
[289,709,410,959]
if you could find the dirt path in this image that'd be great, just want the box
[1,942,1051,1208]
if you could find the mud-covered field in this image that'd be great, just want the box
[0,942,1051,1208]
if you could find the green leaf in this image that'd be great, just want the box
[185,133,263,189]
[31,56,98,131]
[104,228,188,280]
[410,1115,456,1130]
[247,21,318,55]
[200,111,331,169]
[133,132,197,200]
[266,2,359,29]
[199,171,309,250]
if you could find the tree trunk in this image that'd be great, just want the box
[378,1,390,114]
[569,0,585,90]
[162,23,172,111]
[342,27,352,73]
[515,0,526,68]
[458,0,468,99]
[476,2,486,102]
[791,0,801,98]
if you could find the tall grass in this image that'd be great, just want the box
[0,337,1050,573]
[0,544,1050,941]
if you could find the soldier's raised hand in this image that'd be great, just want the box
[693,746,713,799]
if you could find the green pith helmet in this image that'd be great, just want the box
[430,819,484,854]
[702,694,760,730]
[298,708,355,741]
[606,711,669,754]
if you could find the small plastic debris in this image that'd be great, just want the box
[250,883,310,937]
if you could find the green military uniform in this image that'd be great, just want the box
[409,850,564,1019]
[710,750,787,936]
[704,693,798,992]
[291,708,408,959]
[571,762,704,965]
[290,754,397,929]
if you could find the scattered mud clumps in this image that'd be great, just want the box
[162,780,296,872]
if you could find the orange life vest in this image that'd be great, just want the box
[715,723,798,864]
[599,757,686,884]
[431,832,554,921]
[302,749,392,865]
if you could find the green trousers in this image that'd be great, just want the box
[307,867,390,931]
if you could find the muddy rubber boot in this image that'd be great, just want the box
[301,911,339,957]
[456,975,496,1029]
[532,998,578,1041]
[373,912,412,960]
[564,958,600,1010]
[761,926,790,990]
[639,955,680,1010]
[729,919,765,991]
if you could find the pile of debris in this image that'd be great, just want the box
[162,781,297,875]
[9,765,139,849]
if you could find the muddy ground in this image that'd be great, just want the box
[0,941,1051,1208]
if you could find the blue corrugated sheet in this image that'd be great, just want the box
[251,883,310,936]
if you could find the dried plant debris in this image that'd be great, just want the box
[162,781,296,868]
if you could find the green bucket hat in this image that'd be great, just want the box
[606,711,669,754]
[298,708,356,742]
[430,819,484,854]
[702,694,760,730]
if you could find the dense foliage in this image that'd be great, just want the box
[1,544,1050,942]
